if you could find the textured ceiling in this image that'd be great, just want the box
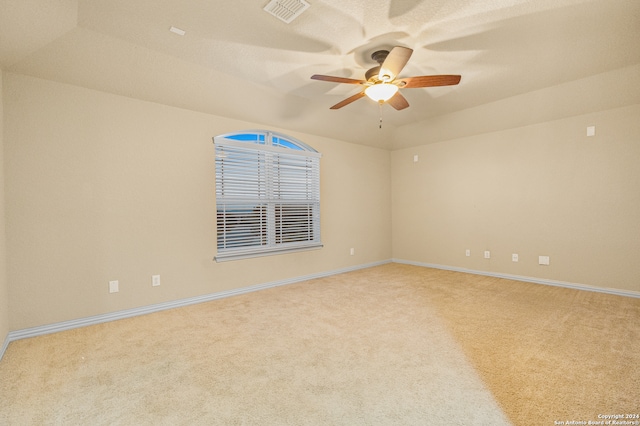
[1,0,639,148]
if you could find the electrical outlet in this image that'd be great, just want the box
[109,280,119,293]
[465,249,470,257]
[484,250,491,259]
[350,248,355,256]
[512,253,519,262]
[539,256,550,265]
[152,275,161,287]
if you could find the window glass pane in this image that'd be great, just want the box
[272,137,303,150]
[275,203,314,243]
[217,204,267,249]
[225,132,266,144]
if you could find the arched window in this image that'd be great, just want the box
[213,130,322,261]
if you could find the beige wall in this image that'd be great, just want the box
[3,66,639,334]
[393,64,640,150]
[0,71,9,345]
[391,103,640,292]
[3,73,391,330]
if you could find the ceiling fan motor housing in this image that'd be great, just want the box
[371,50,390,64]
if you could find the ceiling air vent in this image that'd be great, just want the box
[263,0,310,24]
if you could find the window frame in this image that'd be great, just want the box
[213,130,322,262]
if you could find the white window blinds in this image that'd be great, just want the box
[214,133,321,261]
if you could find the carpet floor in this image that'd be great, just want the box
[1,263,638,425]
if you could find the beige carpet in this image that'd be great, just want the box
[0,263,638,425]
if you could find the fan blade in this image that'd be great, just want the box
[387,92,409,110]
[330,92,366,109]
[396,75,461,88]
[378,46,413,82]
[311,74,365,85]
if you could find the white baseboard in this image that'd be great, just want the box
[1,335,9,362]
[0,260,392,361]
[392,258,640,299]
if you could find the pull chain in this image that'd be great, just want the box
[378,100,383,129]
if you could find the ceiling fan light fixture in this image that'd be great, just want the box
[365,83,398,102]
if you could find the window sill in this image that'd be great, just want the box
[214,244,323,262]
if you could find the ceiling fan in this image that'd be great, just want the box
[311,46,461,110]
